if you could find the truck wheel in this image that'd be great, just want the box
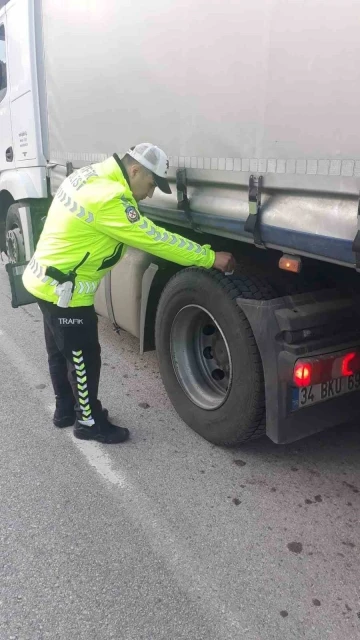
[155,268,276,445]
[6,204,26,263]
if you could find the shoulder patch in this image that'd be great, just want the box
[125,205,140,223]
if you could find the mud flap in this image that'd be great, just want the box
[5,262,38,308]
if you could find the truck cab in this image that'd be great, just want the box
[0,0,47,261]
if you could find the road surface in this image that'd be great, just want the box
[0,263,359,640]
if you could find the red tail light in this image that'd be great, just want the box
[294,363,312,386]
[293,349,360,387]
[341,352,360,376]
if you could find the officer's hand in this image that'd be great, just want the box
[213,252,236,273]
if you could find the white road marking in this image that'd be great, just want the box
[72,438,128,488]
[71,437,248,636]
[0,323,252,639]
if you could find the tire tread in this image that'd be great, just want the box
[157,268,277,445]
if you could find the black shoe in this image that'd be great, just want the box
[53,408,76,429]
[53,408,109,429]
[73,419,130,444]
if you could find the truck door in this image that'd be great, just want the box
[0,7,15,172]
[6,0,44,167]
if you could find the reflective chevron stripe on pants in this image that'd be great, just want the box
[38,299,102,425]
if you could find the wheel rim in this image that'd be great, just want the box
[170,304,233,410]
[6,226,25,263]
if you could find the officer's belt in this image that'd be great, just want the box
[28,258,100,295]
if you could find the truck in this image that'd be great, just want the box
[2,0,360,446]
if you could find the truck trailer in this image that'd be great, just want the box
[3,0,360,445]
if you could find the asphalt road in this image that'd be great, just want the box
[0,263,359,640]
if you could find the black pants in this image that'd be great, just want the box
[38,300,102,424]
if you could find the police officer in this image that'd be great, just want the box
[23,143,236,444]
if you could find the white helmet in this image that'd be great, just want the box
[127,143,171,194]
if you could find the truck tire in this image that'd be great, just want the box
[6,204,26,263]
[155,268,276,446]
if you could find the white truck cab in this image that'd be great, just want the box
[0,0,47,261]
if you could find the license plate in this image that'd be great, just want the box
[292,372,360,411]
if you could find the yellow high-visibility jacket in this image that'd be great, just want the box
[23,155,215,306]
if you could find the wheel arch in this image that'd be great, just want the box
[140,261,182,353]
